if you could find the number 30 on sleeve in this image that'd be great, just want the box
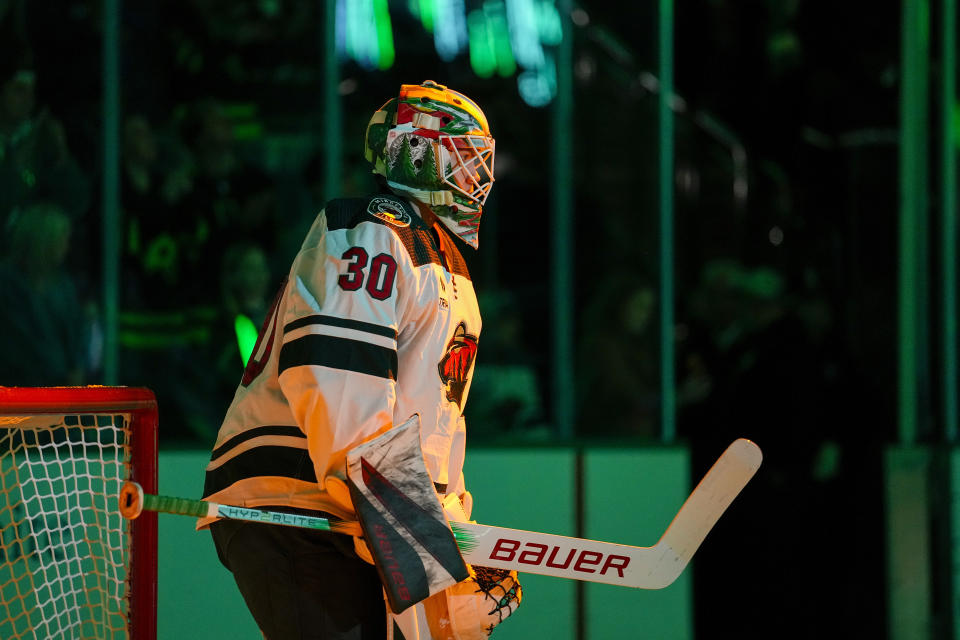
[337,246,397,301]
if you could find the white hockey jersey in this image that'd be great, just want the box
[199,192,481,527]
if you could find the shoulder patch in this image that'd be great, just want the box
[367,196,412,227]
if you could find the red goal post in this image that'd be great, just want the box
[0,386,158,640]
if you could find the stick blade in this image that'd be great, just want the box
[643,438,762,588]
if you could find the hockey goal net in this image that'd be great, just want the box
[0,386,158,640]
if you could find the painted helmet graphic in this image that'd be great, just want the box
[364,80,495,248]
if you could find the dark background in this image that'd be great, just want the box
[0,1,925,637]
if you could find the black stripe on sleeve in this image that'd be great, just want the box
[279,334,398,380]
[284,314,398,340]
[203,446,317,498]
[210,425,306,462]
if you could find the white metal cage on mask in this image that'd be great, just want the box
[439,134,495,208]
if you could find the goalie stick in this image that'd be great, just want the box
[118,438,760,589]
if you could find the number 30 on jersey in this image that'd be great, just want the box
[337,247,397,301]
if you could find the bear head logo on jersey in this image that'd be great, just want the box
[438,322,478,408]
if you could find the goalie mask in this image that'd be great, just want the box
[365,80,495,249]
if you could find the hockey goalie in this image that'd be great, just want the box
[195,80,521,639]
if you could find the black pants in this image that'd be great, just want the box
[210,517,386,640]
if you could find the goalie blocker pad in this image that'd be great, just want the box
[346,415,469,613]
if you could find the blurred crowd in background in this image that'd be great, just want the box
[0,1,906,634]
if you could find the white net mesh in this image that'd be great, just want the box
[0,412,132,640]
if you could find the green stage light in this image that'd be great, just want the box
[468,9,497,77]
[343,0,374,68]
[342,0,394,70]
[433,0,468,61]
[536,0,562,46]
[234,314,259,367]
[486,1,517,77]
[518,55,556,107]
[506,0,545,68]
[374,0,396,69]
[412,0,435,32]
